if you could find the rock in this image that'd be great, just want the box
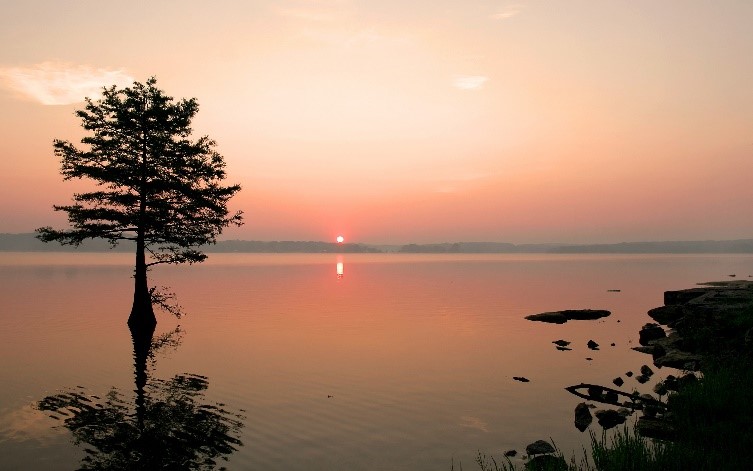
[639,323,666,345]
[513,376,530,383]
[594,409,626,429]
[607,289,621,292]
[587,340,599,350]
[663,375,678,391]
[526,455,568,471]
[640,365,654,376]
[604,391,619,404]
[625,371,633,377]
[556,346,572,351]
[653,351,701,370]
[525,309,610,324]
[504,450,517,457]
[562,309,611,321]
[647,305,687,326]
[610,343,616,346]
[585,357,593,361]
[617,408,632,417]
[664,288,709,305]
[574,402,592,432]
[653,382,668,395]
[525,312,568,324]
[612,377,624,387]
[525,439,555,455]
[632,345,656,354]
[552,339,571,347]
[636,374,649,384]
[587,385,603,399]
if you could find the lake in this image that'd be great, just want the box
[1,253,751,470]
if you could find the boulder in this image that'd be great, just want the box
[612,377,624,387]
[587,340,600,350]
[504,450,517,457]
[640,365,654,376]
[525,439,555,455]
[574,402,592,432]
[639,323,666,345]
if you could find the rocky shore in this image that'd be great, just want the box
[510,281,753,469]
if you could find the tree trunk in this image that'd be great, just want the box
[128,235,156,328]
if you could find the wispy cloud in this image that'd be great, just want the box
[453,75,489,90]
[491,4,523,20]
[0,62,134,105]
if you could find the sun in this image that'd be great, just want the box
[336,235,344,244]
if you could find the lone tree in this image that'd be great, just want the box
[37,78,243,328]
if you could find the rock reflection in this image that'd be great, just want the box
[37,323,245,470]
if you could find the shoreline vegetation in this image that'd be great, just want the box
[4,233,753,254]
[469,280,753,471]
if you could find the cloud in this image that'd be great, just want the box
[0,62,134,105]
[453,75,489,90]
[491,4,523,20]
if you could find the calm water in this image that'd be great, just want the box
[1,253,752,470]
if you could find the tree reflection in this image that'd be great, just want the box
[37,324,245,470]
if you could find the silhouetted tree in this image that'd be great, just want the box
[36,78,243,327]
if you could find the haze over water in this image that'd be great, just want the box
[2,252,751,470]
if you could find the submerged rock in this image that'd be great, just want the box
[574,402,592,432]
[552,339,571,347]
[525,440,555,455]
[525,309,611,324]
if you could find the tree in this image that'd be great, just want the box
[36,78,243,328]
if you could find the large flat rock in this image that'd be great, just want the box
[526,309,610,324]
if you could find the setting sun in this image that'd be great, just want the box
[336,235,344,244]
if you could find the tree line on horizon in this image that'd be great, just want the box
[6,232,753,254]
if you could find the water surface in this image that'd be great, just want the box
[1,253,751,470]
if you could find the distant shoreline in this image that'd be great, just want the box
[3,233,753,254]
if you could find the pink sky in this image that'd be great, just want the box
[1,1,752,244]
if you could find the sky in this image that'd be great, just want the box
[1,0,752,244]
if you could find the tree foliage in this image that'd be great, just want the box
[36,77,243,268]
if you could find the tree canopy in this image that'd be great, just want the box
[37,78,243,326]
